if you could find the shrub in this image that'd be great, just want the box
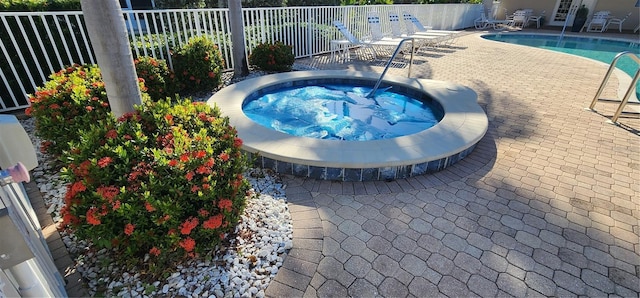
[171,35,224,94]
[134,56,174,100]
[59,98,250,276]
[26,64,148,155]
[0,0,81,11]
[26,64,111,155]
[248,41,294,72]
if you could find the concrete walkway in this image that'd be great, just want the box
[265,30,640,297]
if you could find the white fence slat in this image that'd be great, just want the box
[40,15,64,72]
[15,16,46,84]
[52,15,74,65]
[75,14,95,64]
[28,16,55,76]
[0,37,28,107]
[63,15,84,65]
[1,17,38,91]
[0,66,15,110]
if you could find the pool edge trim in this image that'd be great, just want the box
[208,70,488,181]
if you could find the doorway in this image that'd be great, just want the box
[550,0,597,26]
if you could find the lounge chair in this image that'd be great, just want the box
[605,12,631,32]
[332,20,408,60]
[380,11,446,48]
[474,11,510,30]
[401,12,460,45]
[586,11,610,32]
[508,10,528,29]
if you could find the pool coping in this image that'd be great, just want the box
[207,70,488,181]
[479,32,639,102]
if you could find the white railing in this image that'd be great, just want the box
[0,4,481,113]
[0,171,67,297]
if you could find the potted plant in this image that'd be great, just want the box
[571,5,589,32]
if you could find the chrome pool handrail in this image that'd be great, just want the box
[587,51,640,124]
[366,37,415,98]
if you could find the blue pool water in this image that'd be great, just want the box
[482,34,639,99]
[243,85,443,141]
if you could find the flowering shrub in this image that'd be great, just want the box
[248,41,294,72]
[26,64,111,155]
[60,98,249,274]
[134,56,174,101]
[171,36,224,93]
[26,64,148,156]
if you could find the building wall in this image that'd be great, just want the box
[495,0,639,30]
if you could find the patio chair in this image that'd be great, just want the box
[474,11,510,30]
[605,12,631,32]
[365,12,425,52]
[332,20,406,61]
[586,11,610,32]
[508,10,528,29]
[402,12,461,35]
[385,11,448,48]
[401,12,460,44]
[526,10,545,28]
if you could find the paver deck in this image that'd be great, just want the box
[265,29,640,297]
[28,28,639,297]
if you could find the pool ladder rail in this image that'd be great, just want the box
[586,51,640,125]
[366,37,415,98]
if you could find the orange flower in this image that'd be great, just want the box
[105,129,118,140]
[203,214,222,230]
[205,158,215,167]
[96,185,119,201]
[86,106,94,111]
[149,247,161,257]
[196,166,210,175]
[168,160,178,167]
[218,199,233,212]
[97,156,113,168]
[219,152,229,162]
[145,202,156,212]
[165,114,173,124]
[194,150,206,159]
[180,217,199,235]
[86,207,101,225]
[180,153,190,162]
[234,138,243,148]
[179,237,196,252]
[124,223,135,236]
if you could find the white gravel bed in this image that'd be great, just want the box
[18,65,316,297]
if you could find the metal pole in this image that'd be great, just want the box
[610,69,640,124]
[366,38,414,98]
[557,4,578,46]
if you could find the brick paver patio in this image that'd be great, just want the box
[28,28,639,297]
[265,29,640,297]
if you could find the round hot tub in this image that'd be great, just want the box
[207,70,488,181]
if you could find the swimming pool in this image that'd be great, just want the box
[482,34,639,99]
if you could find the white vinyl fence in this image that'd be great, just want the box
[0,4,481,112]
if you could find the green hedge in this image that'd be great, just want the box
[0,0,81,11]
